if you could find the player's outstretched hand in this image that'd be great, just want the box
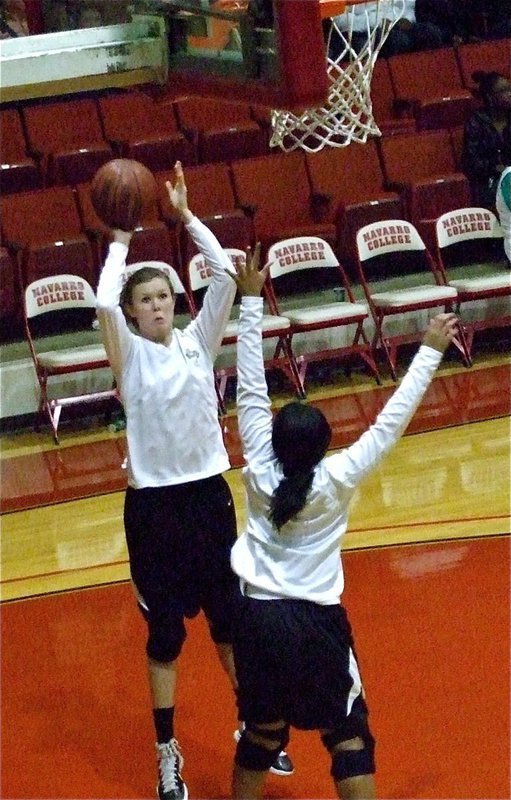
[423,312,458,353]
[165,161,192,223]
[232,244,268,296]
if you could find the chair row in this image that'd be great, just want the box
[0,129,476,298]
[2,37,509,195]
[21,214,510,442]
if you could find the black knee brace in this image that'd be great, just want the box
[235,723,290,772]
[321,714,375,781]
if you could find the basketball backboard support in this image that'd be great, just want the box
[139,0,362,109]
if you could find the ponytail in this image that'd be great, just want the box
[269,468,315,531]
[269,401,332,531]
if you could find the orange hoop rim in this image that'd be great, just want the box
[318,0,379,19]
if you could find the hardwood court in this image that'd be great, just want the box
[1,352,510,798]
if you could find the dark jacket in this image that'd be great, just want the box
[462,110,511,207]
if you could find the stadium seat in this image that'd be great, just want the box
[457,39,511,89]
[186,247,303,412]
[22,98,113,185]
[370,59,416,136]
[156,162,254,266]
[98,90,196,173]
[230,152,337,254]
[265,236,380,394]
[0,186,97,286]
[433,207,511,358]
[387,48,475,131]
[0,108,42,194]
[173,97,269,163]
[305,141,404,272]
[379,129,472,225]
[23,274,116,443]
[75,182,180,276]
[355,219,471,379]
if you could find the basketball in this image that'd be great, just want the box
[90,159,157,231]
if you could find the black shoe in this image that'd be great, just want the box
[269,750,294,776]
[156,739,188,800]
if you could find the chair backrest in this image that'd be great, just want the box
[0,186,83,247]
[25,274,96,320]
[157,162,237,222]
[98,91,180,142]
[174,97,253,132]
[387,47,464,101]
[305,140,387,206]
[1,108,29,160]
[267,236,340,278]
[230,152,314,234]
[435,208,503,249]
[380,130,457,185]
[457,40,511,89]
[23,98,106,153]
[188,248,244,293]
[356,220,426,262]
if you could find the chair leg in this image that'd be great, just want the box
[47,400,62,445]
[280,336,306,399]
[375,315,398,381]
[355,322,382,385]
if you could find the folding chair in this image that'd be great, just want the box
[355,219,471,380]
[24,274,117,443]
[186,248,304,413]
[265,236,380,395]
[434,208,511,358]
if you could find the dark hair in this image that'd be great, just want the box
[120,266,175,324]
[270,402,332,530]
[471,70,507,104]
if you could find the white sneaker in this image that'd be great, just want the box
[156,739,188,800]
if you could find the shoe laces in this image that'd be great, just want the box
[156,738,184,794]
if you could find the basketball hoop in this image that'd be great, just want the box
[270,0,406,152]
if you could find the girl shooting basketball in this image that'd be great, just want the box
[96,163,292,800]
[229,248,458,799]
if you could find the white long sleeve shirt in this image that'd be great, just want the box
[231,297,442,605]
[96,216,236,488]
[496,166,511,262]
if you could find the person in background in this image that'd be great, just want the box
[496,163,511,261]
[462,71,511,208]
[96,164,292,800]
[0,0,28,37]
[329,0,442,61]
[229,248,458,799]
[415,0,477,45]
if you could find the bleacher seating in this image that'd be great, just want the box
[230,152,337,255]
[173,97,269,164]
[0,108,42,194]
[97,90,196,173]
[0,186,97,287]
[22,97,113,185]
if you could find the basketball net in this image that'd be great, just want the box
[270,0,405,152]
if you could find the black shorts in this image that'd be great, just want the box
[233,595,367,730]
[124,474,237,658]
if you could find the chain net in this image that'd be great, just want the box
[270,0,406,152]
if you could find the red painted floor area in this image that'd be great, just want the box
[2,364,509,513]
[2,536,509,799]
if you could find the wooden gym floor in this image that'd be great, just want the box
[1,348,510,798]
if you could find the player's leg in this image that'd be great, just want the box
[320,696,376,800]
[232,720,290,799]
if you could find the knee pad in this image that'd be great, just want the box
[235,724,289,772]
[143,608,186,663]
[321,714,375,781]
